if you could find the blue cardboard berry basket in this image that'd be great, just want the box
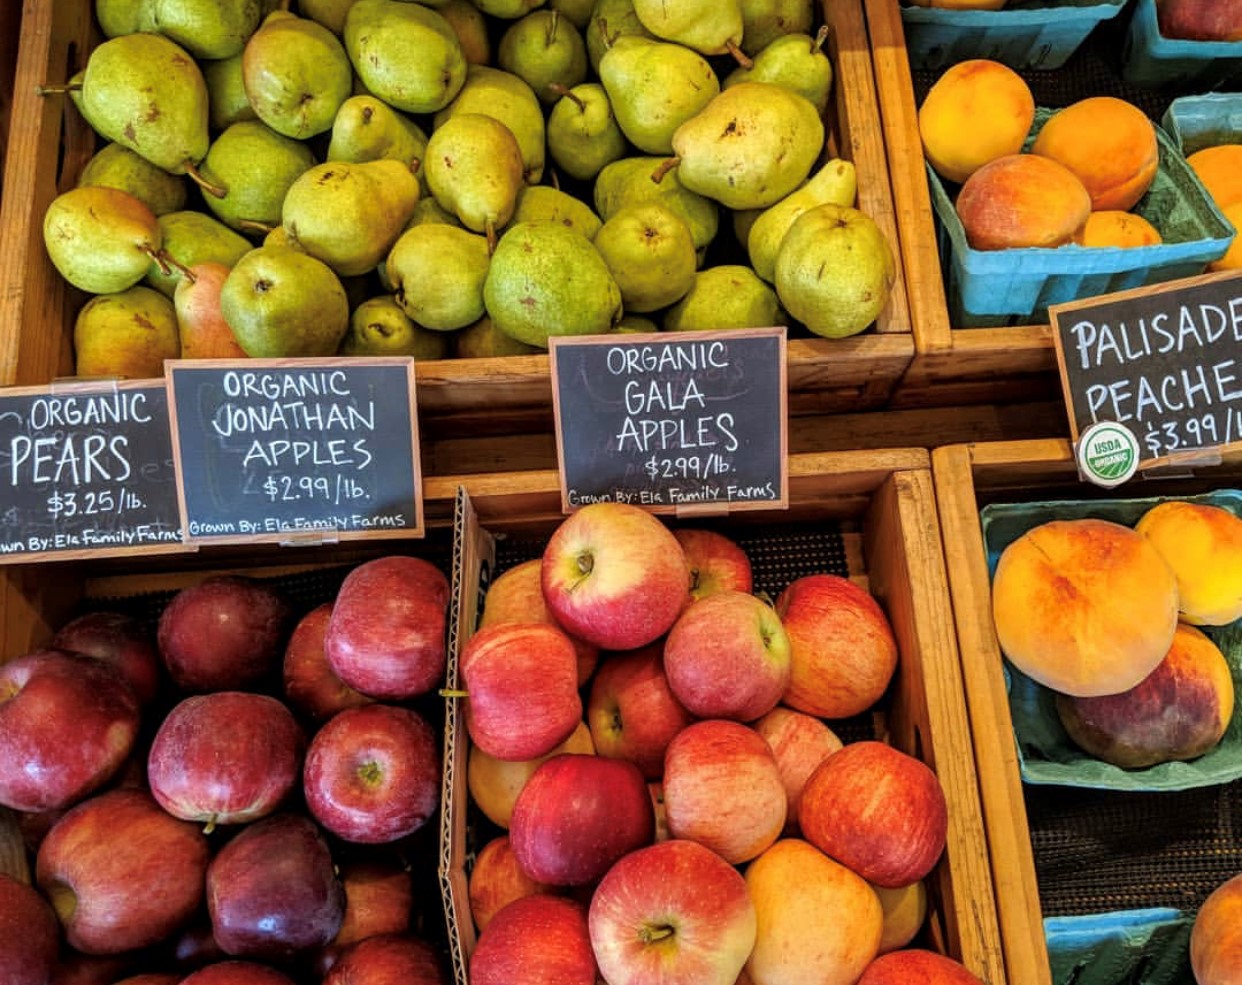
[1162,93,1242,158]
[1044,909,1194,985]
[1122,0,1242,89]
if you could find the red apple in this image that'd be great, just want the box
[510,754,654,886]
[753,707,843,830]
[857,949,984,984]
[148,691,305,828]
[470,895,596,985]
[328,857,414,952]
[283,603,374,722]
[49,953,133,985]
[674,529,753,605]
[51,611,160,705]
[541,503,689,651]
[207,814,344,960]
[158,576,290,692]
[589,839,757,985]
[0,650,140,813]
[468,721,595,829]
[113,976,183,985]
[775,575,898,719]
[462,623,582,761]
[36,789,209,954]
[0,872,59,985]
[800,741,948,889]
[470,836,553,932]
[481,558,599,685]
[663,720,786,864]
[180,962,297,985]
[325,556,449,700]
[663,592,790,721]
[172,918,226,970]
[587,645,693,778]
[176,261,248,359]
[323,934,447,985]
[1192,871,1242,985]
[304,704,440,844]
[1158,0,1242,41]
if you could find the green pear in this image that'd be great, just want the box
[546,83,626,182]
[613,314,659,333]
[242,11,352,139]
[78,143,187,216]
[199,120,317,232]
[598,36,719,156]
[593,203,696,312]
[454,315,542,357]
[774,203,895,339]
[299,0,357,34]
[75,286,180,379]
[632,0,746,62]
[79,34,214,186]
[282,160,420,277]
[219,246,350,356]
[341,296,452,359]
[263,226,302,250]
[175,261,248,359]
[587,0,653,72]
[733,207,761,249]
[664,265,783,332]
[499,10,588,104]
[434,65,545,184]
[203,54,257,130]
[748,158,856,282]
[149,0,262,59]
[96,0,157,38]
[44,186,165,294]
[327,96,429,194]
[405,197,464,230]
[740,0,813,55]
[425,114,525,248]
[386,224,490,331]
[550,0,593,27]
[146,210,251,297]
[484,222,623,347]
[440,0,491,64]
[594,157,718,254]
[344,0,467,114]
[474,0,544,18]
[511,185,602,240]
[724,27,832,112]
[663,81,823,209]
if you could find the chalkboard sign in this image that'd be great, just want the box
[0,380,185,563]
[167,358,424,545]
[1050,270,1242,470]
[549,328,788,513]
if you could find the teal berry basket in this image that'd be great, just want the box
[1162,93,1242,157]
[1044,909,1194,985]
[1121,0,1242,89]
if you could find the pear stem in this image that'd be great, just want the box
[597,17,615,51]
[238,219,273,236]
[35,82,82,96]
[650,157,680,184]
[485,219,497,256]
[813,24,829,54]
[184,160,227,200]
[549,83,585,112]
[725,39,753,69]
[157,249,195,282]
[409,156,421,176]
[547,9,560,45]
[550,169,561,192]
[142,245,172,276]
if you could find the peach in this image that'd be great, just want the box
[1031,97,1159,212]
[1210,202,1242,271]
[1159,0,1242,42]
[956,154,1092,251]
[1136,501,1242,626]
[919,60,1034,184]
[991,518,1180,697]
[1191,872,1242,985]
[1188,145,1242,210]
[1055,624,1234,769]
[1073,211,1163,248]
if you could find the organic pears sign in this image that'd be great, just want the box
[0,380,185,563]
[549,327,788,513]
[166,358,424,545]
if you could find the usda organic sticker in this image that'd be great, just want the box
[1076,421,1140,488]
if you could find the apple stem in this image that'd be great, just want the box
[650,158,680,184]
[439,688,470,699]
[812,24,829,54]
[639,924,676,944]
[203,815,217,835]
[754,589,775,609]
[550,83,585,112]
[725,39,753,70]
[576,552,594,576]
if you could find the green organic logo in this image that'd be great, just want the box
[1077,423,1139,488]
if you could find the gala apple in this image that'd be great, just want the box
[856,948,984,984]
[674,529,753,605]
[468,720,594,829]
[470,895,596,985]
[470,836,553,932]
[753,707,843,831]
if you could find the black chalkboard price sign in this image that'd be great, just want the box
[1050,270,1242,471]
[548,327,788,514]
[166,357,424,545]
[0,379,185,563]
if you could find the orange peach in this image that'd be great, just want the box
[1031,96,1159,212]
[1137,501,1242,626]
[919,60,1034,184]
[956,154,1092,250]
[1192,872,1242,985]
[1073,211,1162,248]
[1211,201,1242,271]
[1188,144,1242,210]
[1055,624,1234,769]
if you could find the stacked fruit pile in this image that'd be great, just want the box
[0,556,454,985]
[458,501,982,985]
[38,0,898,381]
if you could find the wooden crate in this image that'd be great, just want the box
[863,0,1061,410]
[0,0,915,440]
[932,438,1242,985]
[437,450,1007,985]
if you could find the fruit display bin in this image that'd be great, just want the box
[436,450,1007,985]
[1162,92,1242,157]
[0,0,915,460]
[1121,0,1242,90]
[932,438,1242,985]
[899,0,1127,73]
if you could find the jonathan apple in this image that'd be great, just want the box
[327,857,413,954]
[284,603,374,721]
[468,720,594,828]
[753,707,843,831]
[541,503,688,650]
[589,839,757,985]
[470,895,596,985]
[323,934,447,985]
[179,962,298,985]
[52,611,161,705]
[856,948,984,984]
[674,529,753,605]
[304,703,440,843]
[0,872,59,985]
[470,835,553,932]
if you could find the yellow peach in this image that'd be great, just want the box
[1188,144,1242,210]
[1073,211,1163,248]
[956,154,1091,250]
[1136,501,1242,625]
[1210,202,1242,271]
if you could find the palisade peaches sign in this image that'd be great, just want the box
[548,327,788,514]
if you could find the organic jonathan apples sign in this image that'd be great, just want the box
[549,327,788,513]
